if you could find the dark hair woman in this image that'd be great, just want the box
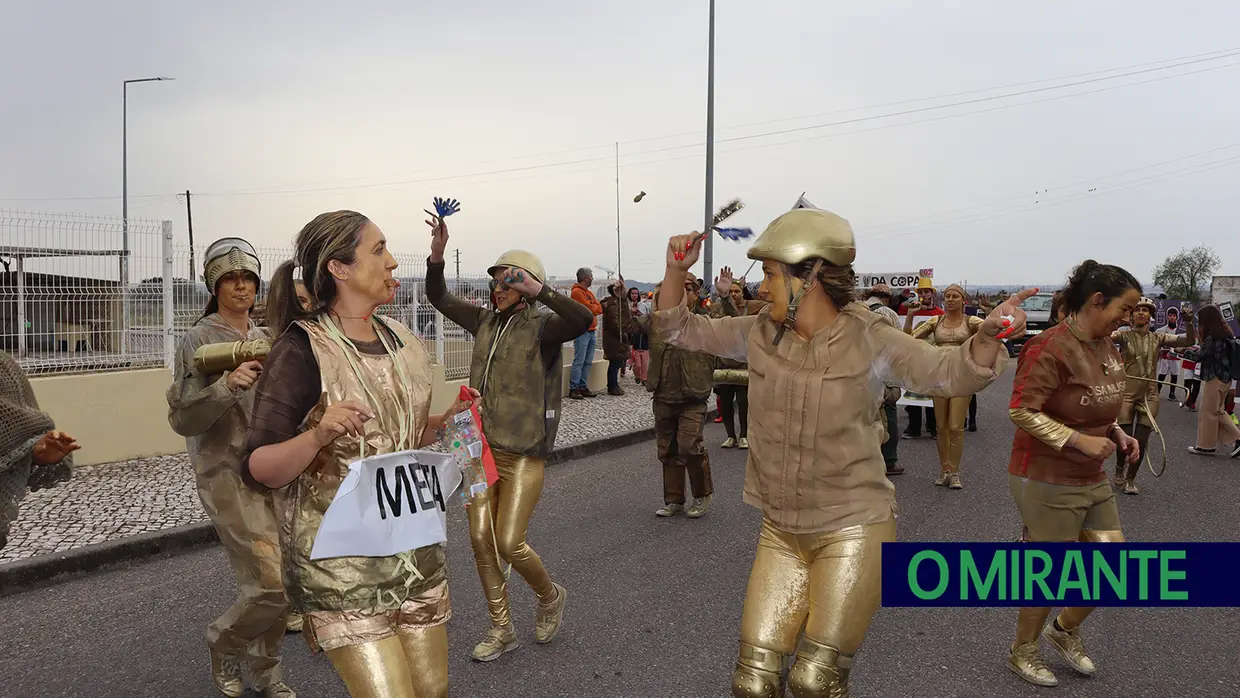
[627,286,651,384]
[242,210,477,697]
[655,208,1028,696]
[1188,304,1240,457]
[1005,260,1143,688]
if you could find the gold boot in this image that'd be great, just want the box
[1045,620,1096,675]
[788,638,851,698]
[1007,641,1058,687]
[209,648,244,698]
[471,624,518,662]
[535,583,568,644]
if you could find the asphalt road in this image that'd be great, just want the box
[2,368,1238,698]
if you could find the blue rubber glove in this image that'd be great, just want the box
[713,226,754,241]
[433,197,461,218]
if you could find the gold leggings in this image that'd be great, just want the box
[1015,529,1126,645]
[325,626,448,698]
[732,516,897,698]
[932,396,971,473]
[467,450,556,628]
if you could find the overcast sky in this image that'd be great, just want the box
[3,0,1239,286]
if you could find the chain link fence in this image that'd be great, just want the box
[1,210,503,380]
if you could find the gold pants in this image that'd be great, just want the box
[467,450,556,628]
[931,396,971,473]
[325,625,448,698]
[732,516,897,697]
[1011,476,1126,644]
[195,465,290,690]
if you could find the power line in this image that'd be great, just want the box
[11,46,1235,203]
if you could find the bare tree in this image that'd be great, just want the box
[1151,245,1222,301]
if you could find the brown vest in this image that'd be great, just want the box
[280,316,446,616]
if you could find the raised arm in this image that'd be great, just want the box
[911,317,937,341]
[654,304,755,363]
[425,261,485,336]
[1162,312,1196,348]
[540,285,595,345]
[166,331,244,437]
[866,313,1007,398]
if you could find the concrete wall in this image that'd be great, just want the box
[29,348,611,467]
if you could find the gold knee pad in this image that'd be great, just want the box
[1081,529,1125,544]
[732,642,785,698]
[788,637,852,698]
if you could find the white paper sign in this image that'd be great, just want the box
[856,273,921,289]
[897,389,934,408]
[310,449,463,560]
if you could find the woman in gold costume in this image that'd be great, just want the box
[1005,260,1142,688]
[911,283,984,490]
[167,237,297,698]
[242,211,476,698]
[654,207,1029,697]
[425,219,589,662]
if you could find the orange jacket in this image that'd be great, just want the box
[571,284,603,331]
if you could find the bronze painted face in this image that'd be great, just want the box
[1131,306,1152,327]
[943,289,965,313]
[331,221,400,308]
[917,288,935,306]
[759,260,805,323]
[216,270,257,315]
[730,284,744,305]
[489,267,523,311]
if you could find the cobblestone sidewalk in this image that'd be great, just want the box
[1,375,662,564]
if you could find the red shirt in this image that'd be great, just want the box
[898,306,945,317]
[1008,321,1126,486]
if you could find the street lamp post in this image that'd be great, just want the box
[122,76,173,359]
[702,0,716,285]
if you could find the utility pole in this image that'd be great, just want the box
[615,142,621,278]
[183,190,195,280]
[702,0,716,285]
[453,249,461,290]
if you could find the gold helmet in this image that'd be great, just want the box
[203,237,261,294]
[487,250,545,285]
[746,208,857,267]
[1136,296,1157,312]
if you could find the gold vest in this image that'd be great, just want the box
[281,316,444,614]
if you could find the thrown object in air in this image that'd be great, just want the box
[194,339,272,374]
[689,198,751,248]
[634,191,647,203]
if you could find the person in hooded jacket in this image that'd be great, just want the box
[167,237,296,698]
[600,280,633,396]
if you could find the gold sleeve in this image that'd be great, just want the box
[911,318,936,341]
[1008,407,1076,451]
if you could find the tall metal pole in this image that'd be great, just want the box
[702,0,716,285]
[615,142,621,278]
[121,76,173,359]
[184,190,195,281]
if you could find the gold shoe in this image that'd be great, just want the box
[535,583,567,644]
[948,473,964,490]
[471,624,519,662]
[933,472,950,487]
[656,503,684,517]
[1007,641,1058,687]
[1124,480,1139,495]
[259,682,297,698]
[209,649,244,698]
[686,494,712,519]
[285,611,304,633]
[1111,473,1125,487]
[738,437,749,449]
[721,437,737,448]
[1045,621,1096,675]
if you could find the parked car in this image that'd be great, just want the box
[1007,292,1055,356]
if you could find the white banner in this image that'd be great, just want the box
[857,272,921,289]
[310,449,463,560]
